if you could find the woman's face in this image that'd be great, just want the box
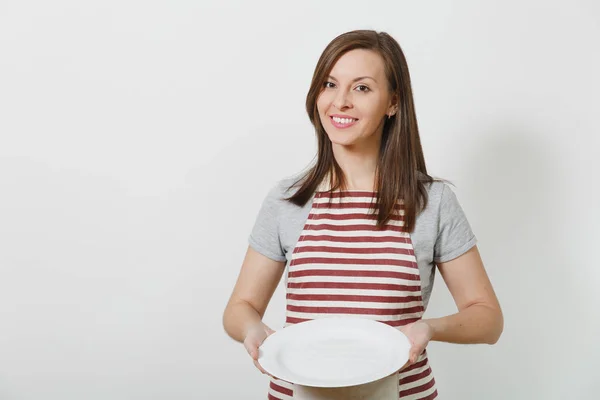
[317,49,396,149]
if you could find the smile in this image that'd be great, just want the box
[330,116,358,129]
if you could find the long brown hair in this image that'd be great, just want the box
[285,30,436,232]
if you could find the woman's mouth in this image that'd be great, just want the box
[330,116,358,129]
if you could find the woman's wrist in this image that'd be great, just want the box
[242,319,265,340]
[419,304,502,344]
[421,318,441,342]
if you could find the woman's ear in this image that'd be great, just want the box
[388,94,399,116]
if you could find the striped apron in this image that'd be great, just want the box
[268,190,438,400]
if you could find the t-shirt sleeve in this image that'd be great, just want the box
[433,184,478,263]
[248,184,287,262]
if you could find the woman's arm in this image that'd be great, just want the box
[222,246,286,343]
[425,245,503,344]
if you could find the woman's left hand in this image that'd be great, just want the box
[398,320,434,367]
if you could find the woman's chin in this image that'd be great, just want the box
[327,133,359,147]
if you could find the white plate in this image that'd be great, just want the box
[258,317,411,388]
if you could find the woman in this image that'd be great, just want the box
[223,29,503,399]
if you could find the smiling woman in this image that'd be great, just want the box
[318,50,395,150]
[223,29,503,400]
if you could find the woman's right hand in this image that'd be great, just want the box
[243,322,275,375]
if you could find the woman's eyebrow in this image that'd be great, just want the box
[328,75,378,83]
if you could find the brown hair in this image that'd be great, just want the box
[285,29,437,232]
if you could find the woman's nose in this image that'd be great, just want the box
[333,91,352,110]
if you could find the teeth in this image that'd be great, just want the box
[332,117,355,124]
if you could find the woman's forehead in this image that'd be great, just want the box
[329,49,386,82]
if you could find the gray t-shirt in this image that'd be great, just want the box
[248,177,477,309]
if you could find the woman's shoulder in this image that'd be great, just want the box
[420,178,462,216]
[258,175,308,213]
[423,179,447,199]
[265,175,302,199]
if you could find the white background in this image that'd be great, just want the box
[1,1,599,399]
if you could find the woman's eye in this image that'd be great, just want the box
[356,85,370,92]
[324,81,336,89]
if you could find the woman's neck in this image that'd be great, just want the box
[332,142,379,191]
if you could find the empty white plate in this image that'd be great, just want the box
[258,317,411,388]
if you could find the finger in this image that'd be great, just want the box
[243,340,252,355]
[253,360,265,373]
[254,359,273,377]
[411,348,419,363]
[410,346,424,363]
[244,342,259,360]
[243,341,251,356]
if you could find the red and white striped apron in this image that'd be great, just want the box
[268,190,438,399]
